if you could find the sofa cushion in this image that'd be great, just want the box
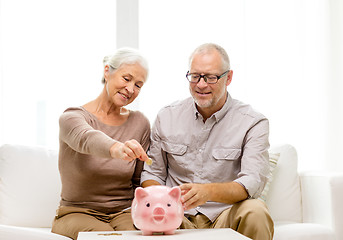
[0,144,60,227]
[266,144,302,222]
[274,222,335,240]
[258,152,280,202]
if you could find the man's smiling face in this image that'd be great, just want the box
[189,49,231,117]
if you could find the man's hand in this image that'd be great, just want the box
[180,183,212,210]
[110,140,149,162]
[180,182,249,210]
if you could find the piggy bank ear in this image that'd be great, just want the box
[169,186,181,201]
[135,187,149,202]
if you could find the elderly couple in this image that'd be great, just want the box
[51,43,274,240]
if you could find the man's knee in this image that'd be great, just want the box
[233,199,271,222]
[229,199,274,240]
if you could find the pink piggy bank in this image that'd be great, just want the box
[131,185,184,235]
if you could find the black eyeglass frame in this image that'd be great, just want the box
[186,70,230,84]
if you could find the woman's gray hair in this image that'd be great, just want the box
[188,43,230,72]
[102,47,149,83]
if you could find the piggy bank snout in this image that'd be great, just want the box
[153,207,165,216]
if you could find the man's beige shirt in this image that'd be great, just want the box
[141,93,270,221]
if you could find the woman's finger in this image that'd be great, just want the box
[125,140,148,161]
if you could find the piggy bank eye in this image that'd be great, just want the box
[167,203,171,207]
[146,203,150,207]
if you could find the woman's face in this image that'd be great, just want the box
[104,63,147,107]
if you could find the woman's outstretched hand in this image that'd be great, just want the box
[110,140,149,162]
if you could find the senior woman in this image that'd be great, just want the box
[51,48,151,240]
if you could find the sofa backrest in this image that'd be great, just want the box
[0,144,60,228]
[267,144,303,223]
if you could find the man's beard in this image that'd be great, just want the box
[193,96,214,109]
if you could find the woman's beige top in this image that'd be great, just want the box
[58,107,150,214]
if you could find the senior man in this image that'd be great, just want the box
[141,43,274,240]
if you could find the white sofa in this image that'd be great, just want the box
[0,143,342,240]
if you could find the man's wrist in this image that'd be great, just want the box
[141,180,160,188]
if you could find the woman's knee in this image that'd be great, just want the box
[110,210,137,231]
[52,213,113,240]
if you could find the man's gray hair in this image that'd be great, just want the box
[189,43,230,71]
[102,47,149,83]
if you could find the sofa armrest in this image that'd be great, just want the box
[300,172,343,240]
[0,224,70,240]
[0,144,60,227]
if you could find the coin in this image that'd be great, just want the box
[146,158,153,165]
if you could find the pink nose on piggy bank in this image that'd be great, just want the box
[153,207,165,222]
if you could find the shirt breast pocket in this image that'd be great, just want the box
[211,148,242,179]
[161,141,187,155]
[161,141,189,170]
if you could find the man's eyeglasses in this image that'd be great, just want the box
[186,70,229,84]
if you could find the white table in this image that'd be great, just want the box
[78,228,251,240]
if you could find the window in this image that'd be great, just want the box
[0,0,116,148]
[138,0,337,171]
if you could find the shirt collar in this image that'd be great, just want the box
[213,92,232,122]
[193,92,232,122]
[193,101,200,120]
